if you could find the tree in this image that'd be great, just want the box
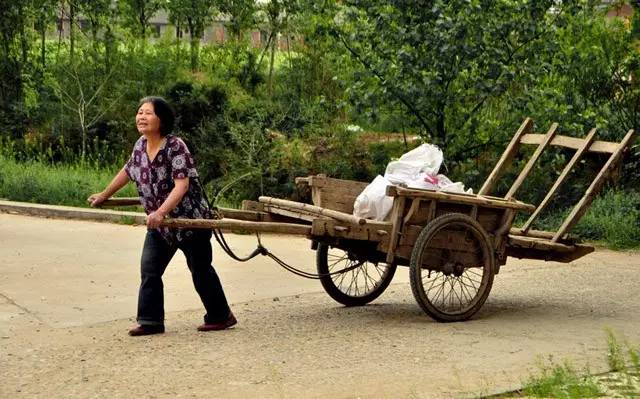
[119,0,163,40]
[259,0,299,97]
[166,0,215,71]
[0,0,29,137]
[77,0,111,43]
[217,0,257,41]
[49,65,122,162]
[31,0,58,69]
[313,0,571,159]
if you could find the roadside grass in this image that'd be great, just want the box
[531,189,640,250]
[1,154,639,250]
[490,332,640,398]
[0,155,137,207]
[518,361,603,398]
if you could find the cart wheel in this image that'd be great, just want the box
[410,213,495,322]
[317,243,397,306]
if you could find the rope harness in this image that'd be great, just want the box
[209,207,365,280]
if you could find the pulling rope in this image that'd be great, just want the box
[211,226,365,280]
[208,204,364,279]
[201,181,365,280]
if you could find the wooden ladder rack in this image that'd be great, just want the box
[479,118,635,242]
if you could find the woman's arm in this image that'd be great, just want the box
[87,168,130,207]
[146,177,189,228]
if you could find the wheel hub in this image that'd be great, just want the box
[441,261,465,277]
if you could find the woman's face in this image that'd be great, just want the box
[136,102,162,136]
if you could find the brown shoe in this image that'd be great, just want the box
[197,313,237,332]
[128,324,165,336]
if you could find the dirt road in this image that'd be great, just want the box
[1,213,640,398]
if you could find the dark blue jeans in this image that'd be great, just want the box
[137,229,231,326]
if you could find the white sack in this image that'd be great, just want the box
[353,175,394,221]
[385,143,443,185]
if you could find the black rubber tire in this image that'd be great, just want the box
[409,213,495,322]
[316,243,397,306]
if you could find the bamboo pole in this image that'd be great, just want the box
[258,196,367,225]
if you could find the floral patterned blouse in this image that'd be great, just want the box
[124,135,212,244]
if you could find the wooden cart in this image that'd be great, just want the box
[108,118,636,322]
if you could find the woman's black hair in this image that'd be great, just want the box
[138,96,175,136]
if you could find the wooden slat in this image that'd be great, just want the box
[520,134,620,154]
[520,128,598,234]
[553,129,636,241]
[510,228,559,240]
[505,122,559,199]
[241,200,264,212]
[299,175,368,213]
[258,196,366,225]
[217,207,267,222]
[479,118,533,196]
[507,235,594,263]
[261,205,317,222]
[403,198,421,224]
[386,196,406,263]
[508,235,574,252]
[310,218,391,242]
[386,186,535,212]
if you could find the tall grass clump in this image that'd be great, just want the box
[572,190,640,249]
[0,155,137,207]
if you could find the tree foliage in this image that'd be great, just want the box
[317,0,573,155]
[1,0,640,205]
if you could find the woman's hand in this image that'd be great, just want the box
[87,192,107,207]
[146,210,167,229]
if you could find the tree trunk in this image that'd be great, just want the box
[190,36,199,71]
[436,108,446,147]
[69,1,75,59]
[139,9,146,40]
[268,33,276,97]
[41,28,46,69]
[104,27,113,73]
[188,19,199,71]
[18,5,28,64]
[175,25,181,65]
[79,106,86,163]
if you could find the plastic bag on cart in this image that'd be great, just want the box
[353,175,394,221]
[384,143,443,186]
[384,143,472,194]
[354,144,473,221]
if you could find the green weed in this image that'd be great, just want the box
[520,360,603,398]
[607,329,626,372]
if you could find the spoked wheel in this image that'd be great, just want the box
[409,213,495,322]
[316,243,397,306]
